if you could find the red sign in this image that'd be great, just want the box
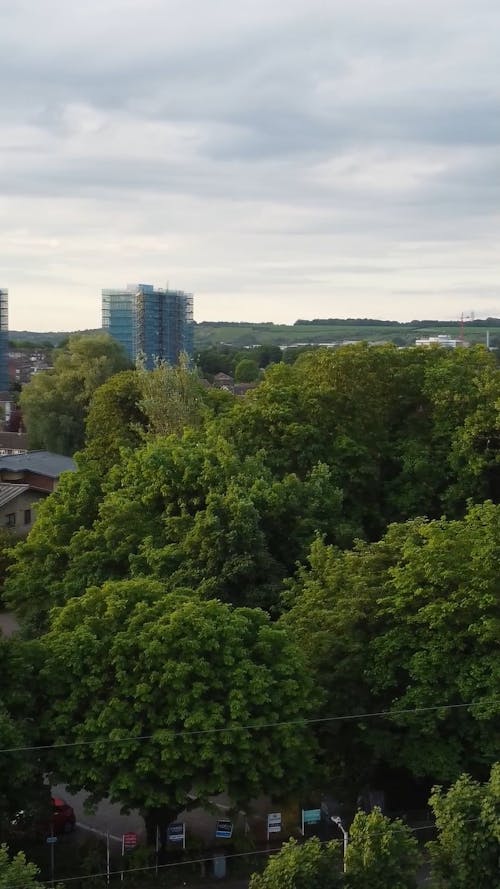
[122,832,138,852]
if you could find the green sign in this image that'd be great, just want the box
[303,808,321,824]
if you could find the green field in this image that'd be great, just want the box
[192,320,497,349]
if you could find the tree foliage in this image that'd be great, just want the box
[234,358,260,383]
[136,355,207,438]
[85,370,146,470]
[427,764,500,889]
[0,638,47,838]
[344,808,420,889]
[6,430,344,631]
[249,838,343,889]
[0,845,44,889]
[40,582,319,831]
[282,502,500,788]
[20,333,131,455]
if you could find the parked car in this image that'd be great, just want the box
[10,797,76,836]
[51,797,76,834]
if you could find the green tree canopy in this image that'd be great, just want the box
[41,581,319,836]
[6,429,344,631]
[85,370,146,469]
[136,355,207,438]
[234,357,260,383]
[20,333,131,455]
[282,501,500,790]
[0,845,45,889]
[0,638,48,838]
[344,808,420,889]
[428,764,500,889]
[249,838,343,889]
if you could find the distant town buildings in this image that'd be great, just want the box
[102,283,194,368]
[414,334,468,349]
[0,289,9,391]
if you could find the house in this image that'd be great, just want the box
[0,483,45,536]
[0,451,76,494]
[0,451,76,534]
[213,372,234,391]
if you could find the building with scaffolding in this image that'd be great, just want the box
[0,290,9,391]
[102,284,194,368]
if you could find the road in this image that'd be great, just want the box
[0,611,20,637]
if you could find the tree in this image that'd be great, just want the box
[427,764,500,889]
[5,454,105,635]
[282,502,500,791]
[85,370,146,470]
[0,638,48,839]
[136,355,207,437]
[344,808,420,889]
[5,428,345,628]
[249,838,343,889]
[20,333,131,455]
[0,845,44,889]
[234,358,259,383]
[0,529,16,606]
[41,582,320,839]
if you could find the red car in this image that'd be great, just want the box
[51,797,76,834]
[10,797,76,837]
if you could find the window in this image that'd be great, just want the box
[24,509,31,525]
[6,513,15,527]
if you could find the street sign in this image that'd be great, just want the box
[46,836,58,844]
[122,832,138,852]
[267,812,282,838]
[215,819,233,839]
[167,822,186,846]
[303,808,321,824]
[301,808,322,834]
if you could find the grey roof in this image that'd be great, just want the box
[0,483,30,508]
[0,451,76,478]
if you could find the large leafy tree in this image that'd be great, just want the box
[282,502,500,790]
[41,581,319,838]
[6,429,344,631]
[84,370,146,470]
[249,838,343,889]
[20,333,131,455]
[427,764,500,889]
[344,808,420,889]
[0,638,48,839]
[225,344,500,536]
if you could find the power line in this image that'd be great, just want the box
[0,698,497,755]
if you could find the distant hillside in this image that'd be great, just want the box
[193,319,498,348]
[9,330,100,346]
[9,319,498,350]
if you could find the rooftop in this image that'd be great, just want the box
[0,451,76,478]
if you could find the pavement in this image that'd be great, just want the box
[0,610,20,637]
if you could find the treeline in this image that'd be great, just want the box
[1,342,499,886]
[295,316,500,327]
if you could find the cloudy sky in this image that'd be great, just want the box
[1,0,499,330]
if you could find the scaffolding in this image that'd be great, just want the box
[102,285,194,368]
[0,290,9,391]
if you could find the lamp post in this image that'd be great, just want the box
[330,816,348,872]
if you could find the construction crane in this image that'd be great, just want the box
[460,311,474,344]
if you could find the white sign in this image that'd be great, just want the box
[267,812,282,838]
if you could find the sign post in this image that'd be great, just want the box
[46,828,57,887]
[215,819,233,840]
[167,822,186,850]
[121,832,138,881]
[267,813,282,841]
[301,808,321,835]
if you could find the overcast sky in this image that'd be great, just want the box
[1,0,499,329]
